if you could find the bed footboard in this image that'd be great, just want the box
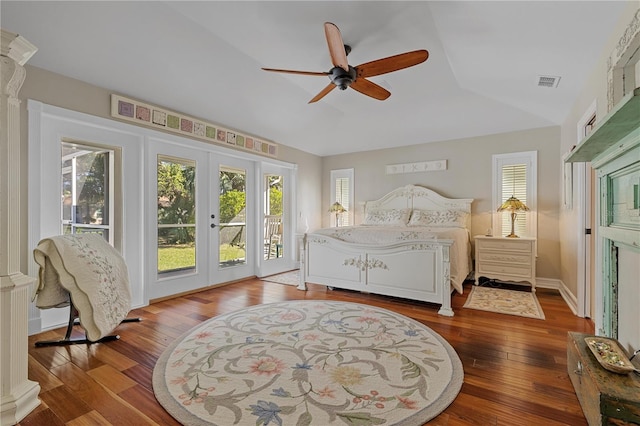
[300,234,455,316]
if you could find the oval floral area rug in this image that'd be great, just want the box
[153,301,463,425]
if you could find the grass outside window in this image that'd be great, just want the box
[158,244,245,272]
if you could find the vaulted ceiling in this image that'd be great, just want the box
[2,1,629,156]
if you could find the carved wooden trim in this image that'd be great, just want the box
[0,28,41,425]
[343,257,389,271]
[607,8,640,111]
[386,160,447,175]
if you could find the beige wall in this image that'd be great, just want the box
[17,65,323,274]
[559,2,639,313]
[321,126,562,280]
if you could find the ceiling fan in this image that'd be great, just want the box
[262,22,429,103]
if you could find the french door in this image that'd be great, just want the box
[148,140,254,300]
[29,101,298,334]
[258,163,296,277]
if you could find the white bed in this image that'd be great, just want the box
[298,185,474,316]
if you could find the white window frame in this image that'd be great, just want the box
[492,151,537,239]
[61,142,116,244]
[330,168,354,227]
[257,162,297,277]
[28,100,145,333]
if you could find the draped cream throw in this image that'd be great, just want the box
[33,234,132,342]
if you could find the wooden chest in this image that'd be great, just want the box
[567,332,640,425]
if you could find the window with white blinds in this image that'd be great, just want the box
[501,163,528,237]
[330,168,353,227]
[492,152,537,238]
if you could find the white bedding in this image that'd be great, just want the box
[312,225,471,293]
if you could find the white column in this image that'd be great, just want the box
[0,29,41,425]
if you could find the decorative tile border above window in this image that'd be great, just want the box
[110,94,278,158]
[386,160,447,175]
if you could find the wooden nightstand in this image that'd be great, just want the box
[474,235,536,291]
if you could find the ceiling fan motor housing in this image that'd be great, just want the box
[329,66,357,90]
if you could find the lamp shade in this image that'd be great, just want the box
[497,196,529,238]
[497,196,529,213]
[328,201,347,213]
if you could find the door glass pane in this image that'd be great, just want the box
[157,156,196,273]
[61,142,113,240]
[264,174,283,260]
[219,166,246,268]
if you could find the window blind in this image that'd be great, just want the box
[335,177,350,226]
[501,164,527,237]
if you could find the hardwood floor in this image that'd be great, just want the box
[20,278,593,425]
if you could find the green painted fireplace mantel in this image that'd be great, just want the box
[564,86,639,341]
[566,87,639,164]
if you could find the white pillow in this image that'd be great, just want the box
[408,209,468,228]
[362,208,411,226]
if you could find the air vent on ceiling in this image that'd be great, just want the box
[537,75,561,88]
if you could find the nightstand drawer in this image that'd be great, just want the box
[477,239,533,252]
[478,252,531,265]
[477,262,532,278]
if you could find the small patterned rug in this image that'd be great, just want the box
[153,300,463,425]
[463,286,545,319]
[261,269,300,286]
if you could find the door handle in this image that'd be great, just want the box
[210,223,217,228]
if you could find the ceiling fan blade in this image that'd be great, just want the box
[356,50,429,78]
[262,67,329,77]
[324,22,349,72]
[309,83,337,104]
[350,78,391,101]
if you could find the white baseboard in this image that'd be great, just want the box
[28,318,42,336]
[536,277,578,315]
[535,277,560,290]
